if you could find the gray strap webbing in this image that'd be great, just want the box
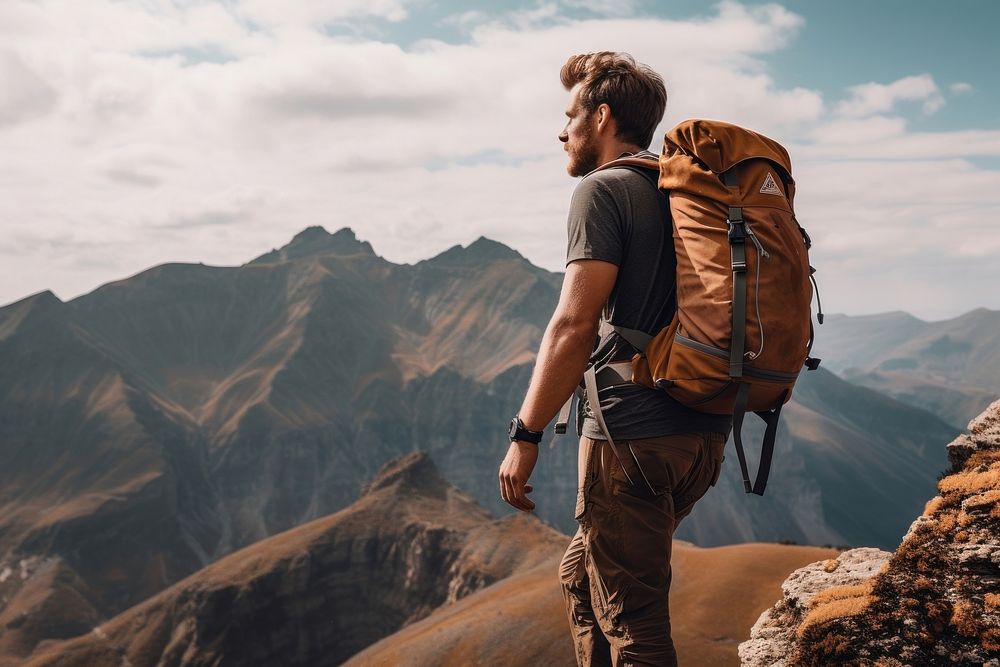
[582,366,655,496]
[724,168,747,379]
[732,382,787,496]
[595,361,631,387]
[554,394,574,435]
[554,387,584,435]
[611,325,653,353]
[751,391,787,495]
[732,382,754,494]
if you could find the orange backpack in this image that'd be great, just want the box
[564,119,822,496]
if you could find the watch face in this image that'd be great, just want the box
[508,417,518,438]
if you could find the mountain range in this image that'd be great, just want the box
[0,226,993,663]
[815,309,1000,429]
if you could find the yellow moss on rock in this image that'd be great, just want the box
[796,583,876,640]
[949,599,981,637]
[983,628,1000,652]
[933,511,958,535]
[938,463,1000,495]
[963,488,1000,511]
[923,495,944,516]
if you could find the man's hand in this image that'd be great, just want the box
[499,440,538,512]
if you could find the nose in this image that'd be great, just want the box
[558,128,568,143]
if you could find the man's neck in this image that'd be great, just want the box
[597,141,646,167]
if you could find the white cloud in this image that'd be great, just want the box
[0,50,57,126]
[237,0,414,27]
[835,74,944,118]
[950,81,974,95]
[0,1,997,320]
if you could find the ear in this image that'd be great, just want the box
[595,103,613,133]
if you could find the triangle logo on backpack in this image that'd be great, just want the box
[760,172,782,196]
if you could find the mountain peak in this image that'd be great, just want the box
[424,236,522,266]
[0,289,64,341]
[248,226,375,265]
[1,289,62,311]
[467,236,519,258]
[362,451,450,498]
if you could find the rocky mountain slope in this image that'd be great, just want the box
[14,453,567,667]
[817,310,1000,428]
[13,453,837,667]
[740,398,1000,665]
[348,540,838,667]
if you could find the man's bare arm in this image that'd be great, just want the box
[498,258,618,511]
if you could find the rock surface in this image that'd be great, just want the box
[739,547,892,666]
[740,398,1000,666]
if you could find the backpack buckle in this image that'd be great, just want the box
[727,219,746,242]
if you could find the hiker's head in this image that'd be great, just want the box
[558,51,666,176]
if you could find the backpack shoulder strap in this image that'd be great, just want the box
[594,156,661,190]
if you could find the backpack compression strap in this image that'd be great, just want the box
[582,364,657,498]
[724,167,782,496]
[732,383,789,495]
[554,387,584,435]
[722,169,748,379]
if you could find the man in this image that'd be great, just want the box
[498,52,733,666]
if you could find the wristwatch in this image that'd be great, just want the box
[508,415,544,445]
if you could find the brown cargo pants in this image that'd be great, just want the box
[559,432,727,667]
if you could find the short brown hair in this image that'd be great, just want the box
[560,52,667,149]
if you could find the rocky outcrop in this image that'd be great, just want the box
[741,398,1000,666]
[738,548,892,666]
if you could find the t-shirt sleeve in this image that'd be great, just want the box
[565,174,624,266]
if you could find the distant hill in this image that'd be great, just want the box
[347,538,838,667]
[0,226,970,660]
[19,454,836,667]
[815,309,1000,428]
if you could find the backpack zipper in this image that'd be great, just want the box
[674,334,799,381]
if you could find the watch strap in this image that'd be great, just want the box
[509,415,543,444]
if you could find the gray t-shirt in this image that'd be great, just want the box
[566,151,733,440]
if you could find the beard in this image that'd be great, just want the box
[566,117,600,177]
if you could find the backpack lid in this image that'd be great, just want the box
[662,119,793,181]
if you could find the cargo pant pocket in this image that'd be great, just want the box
[709,432,727,487]
[574,437,599,522]
[613,436,698,501]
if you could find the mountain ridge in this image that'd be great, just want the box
[0,226,984,664]
[18,453,565,667]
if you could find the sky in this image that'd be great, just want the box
[1,0,998,320]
